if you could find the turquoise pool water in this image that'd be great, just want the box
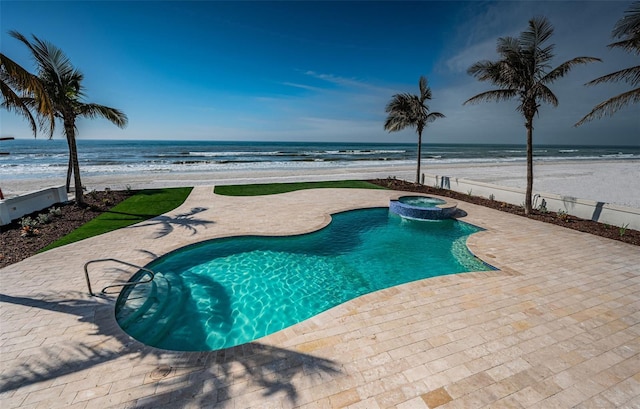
[115,207,492,351]
[398,196,446,208]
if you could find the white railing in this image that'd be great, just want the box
[422,173,640,231]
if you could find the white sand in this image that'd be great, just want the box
[2,160,639,209]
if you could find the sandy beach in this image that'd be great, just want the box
[2,159,639,209]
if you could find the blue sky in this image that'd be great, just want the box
[1,1,638,145]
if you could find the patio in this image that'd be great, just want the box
[1,186,638,408]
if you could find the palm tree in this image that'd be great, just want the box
[10,31,128,206]
[0,53,54,137]
[384,76,445,183]
[576,2,640,126]
[464,17,600,215]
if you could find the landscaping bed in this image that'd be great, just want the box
[370,178,639,246]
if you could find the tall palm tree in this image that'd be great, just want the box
[10,31,128,206]
[0,53,54,137]
[464,17,600,215]
[384,76,445,183]
[576,1,640,126]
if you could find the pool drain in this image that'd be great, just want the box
[150,365,173,380]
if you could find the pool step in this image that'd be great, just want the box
[146,282,188,346]
[117,281,158,328]
[117,274,188,347]
[125,277,173,339]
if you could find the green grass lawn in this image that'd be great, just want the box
[42,187,192,251]
[42,181,385,252]
[214,180,386,196]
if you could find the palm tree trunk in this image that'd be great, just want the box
[66,156,72,193]
[64,116,84,206]
[525,120,534,215]
[415,129,423,184]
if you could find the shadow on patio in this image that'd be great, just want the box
[0,291,341,407]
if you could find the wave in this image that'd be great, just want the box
[189,151,283,157]
[540,154,640,161]
[601,153,636,158]
[490,150,548,154]
[3,142,638,181]
[323,149,406,155]
[187,149,407,158]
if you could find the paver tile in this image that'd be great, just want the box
[1,186,638,408]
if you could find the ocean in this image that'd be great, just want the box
[1,139,639,181]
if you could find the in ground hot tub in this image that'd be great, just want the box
[390,195,458,220]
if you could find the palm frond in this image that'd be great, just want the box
[385,93,410,113]
[0,52,55,136]
[418,76,432,102]
[10,31,87,103]
[1,53,37,92]
[496,36,521,56]
[532,83,558,107]
[0,80,37,135]
[608,2,640,53]
[77,103,128,128]
[467,60,498,81]
[575,87,640,126]
[520,16,554,52]
[425,112,445,123]
[608,38,640,54]
[384,94,415,132]
[20,96,57,136]
[586,65,640,87]
[463,89,518,105]
[384,114,413,132]
[11,31,73,87]
[542,56,602,84]
[612,1,640,39]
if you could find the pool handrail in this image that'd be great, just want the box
[84,258,155,296]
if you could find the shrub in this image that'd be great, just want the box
[537,199,548,213]
[620,223,629,237]
[36,213,51,225]
[48,207,62,217]
[19,217,40,237]
[20,216,38,229]
[557,209,569,222]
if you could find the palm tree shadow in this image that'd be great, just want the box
[0,291,342,407]
[0,292,153,394]
[138,343,341,408]
[129,207,214,238]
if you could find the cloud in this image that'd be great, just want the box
[445,38,497,74]
[281,82,324,92]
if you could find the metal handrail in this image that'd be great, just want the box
[84,258,155,296]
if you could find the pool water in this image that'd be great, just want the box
[398,196,446,208]
[116,207,492,351]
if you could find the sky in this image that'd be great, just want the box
[1,1,638,145]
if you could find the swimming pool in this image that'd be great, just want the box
[115,207,492,351]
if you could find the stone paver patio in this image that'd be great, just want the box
[1,186,638,408]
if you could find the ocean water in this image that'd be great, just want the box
[1,139,638,180]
